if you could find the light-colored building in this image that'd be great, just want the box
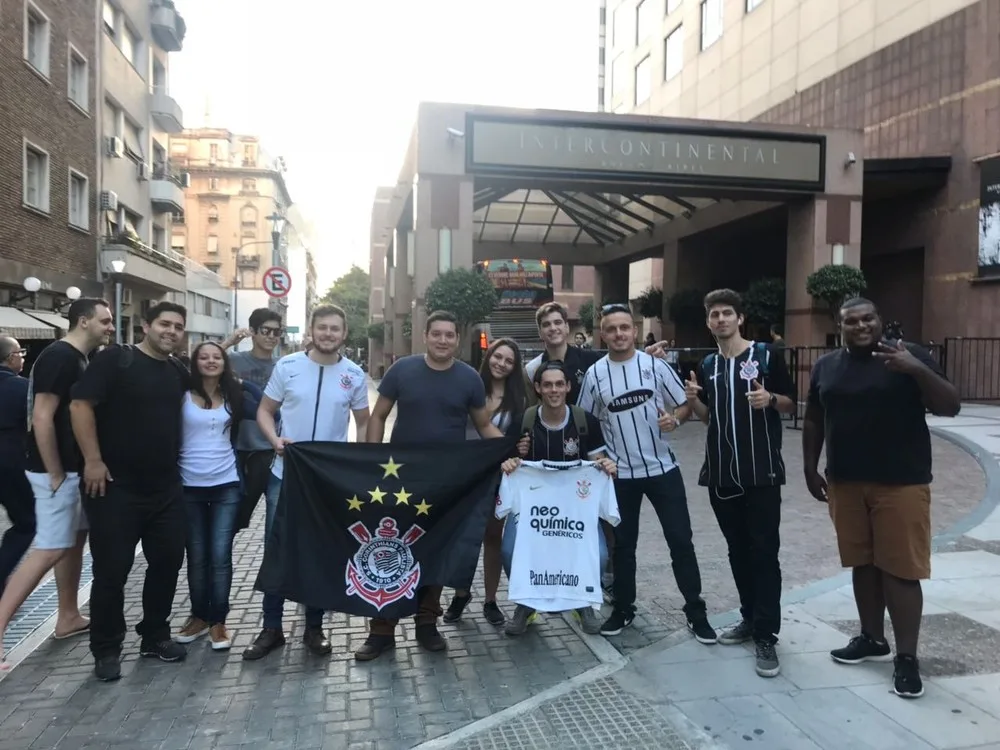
[183,259,231,349]
[169,128,291,294]
[601,0,1000,343]
[98,0,194,343]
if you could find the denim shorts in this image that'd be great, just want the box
[25,471,87,549]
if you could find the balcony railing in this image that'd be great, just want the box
[152,160,185,186]
[104,233,185,273]
[236,254,261,269]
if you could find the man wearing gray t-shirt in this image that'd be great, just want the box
[356,310,505,661]
[222,308,283,530]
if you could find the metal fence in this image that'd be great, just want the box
[941,338,1000,402]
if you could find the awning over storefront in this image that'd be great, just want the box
[24,310,69,332]
[0,307,57,340]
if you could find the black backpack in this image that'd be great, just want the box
[520,405,589,438]
[117,344,189,379]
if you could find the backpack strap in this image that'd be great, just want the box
[753,342,770,377]
[700,352,717,385]
[520,407,538,434]
[569,405,588,438]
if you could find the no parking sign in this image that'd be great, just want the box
[262,266,292,298]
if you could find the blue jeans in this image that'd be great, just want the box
[501,513,607,580]
[184,484,240,624]
[262,472,324,629]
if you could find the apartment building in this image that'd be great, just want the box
[0,0,102,350]
[601,0,1000,341]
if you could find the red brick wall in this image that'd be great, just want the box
[0,0,98,281]
[754,0,1000,339]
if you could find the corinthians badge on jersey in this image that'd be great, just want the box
[576,479,592,499]
[563,437,580,457]
[739,359,759,382]
[345,517,425,611]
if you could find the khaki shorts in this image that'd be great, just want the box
[827,482,931,580]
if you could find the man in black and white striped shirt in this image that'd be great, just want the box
[578,304,715,643]
[683,289,796,679]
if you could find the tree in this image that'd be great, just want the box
[634,287,663,321]
[423,268,497,332]
[742,278,785,326]
[578,299,596,335]
[806,264,867,322]
[667,288,705,327]
[321,265,369,350]
[366,321,385,343]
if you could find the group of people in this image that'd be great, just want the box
[0,287,958,703]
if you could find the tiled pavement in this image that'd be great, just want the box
[0,391,995,749]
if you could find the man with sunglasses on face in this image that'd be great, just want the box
[222,308,284,531]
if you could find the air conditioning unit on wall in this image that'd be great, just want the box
[121,288,133,306]
[137,162,150,181]
[100,190,119,211]
[106,136,124,158]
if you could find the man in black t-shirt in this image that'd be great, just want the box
[70,302,190,682]
[500,361,615,636]
[0,299,114,661]
[682,289,797,680]
[803,298,960,700]
[525,302,604,405]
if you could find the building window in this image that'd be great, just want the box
[665,26,683,81]
[152,226,166,252]
[69,170,89,229]
[438,229,452,274]
[171,234,185,252]
[120,24,139,67]
[561,265,574,291]
[209,143,219,161]
[242,178,257,192]
[634,55,651,105]
[746,0,764,11]
[611,3,630,49]
[243,144,256,166]
[209,177,219,191]
[207,235,219,254]
[205,263,221,274]
[240,204,257,226]
[102,1,117,35]
[68,46,88,111]
[103,98,122,138]
[701,0,723,50]
[208,204,219,222]
[636,0,656,45]
[667,0,682,13]
[611,54,627,99]
[24,2,51,78]
[23,141,50,212]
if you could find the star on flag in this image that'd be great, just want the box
[346,495,364,512]
[368,486,387,504]
[379,457,403,478]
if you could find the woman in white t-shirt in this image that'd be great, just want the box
[173,342,259,651]
[447,338,529,627]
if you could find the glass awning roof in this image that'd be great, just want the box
[473,187,718,246]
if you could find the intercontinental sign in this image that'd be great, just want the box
[467,117,825,190]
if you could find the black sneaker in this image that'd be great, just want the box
[717,620,753,645]
[442,593,472,623]
[893,654,924,698]
[483,601,505,626]
[94,655,121,682]
[599,609,634,636]
[687,617,718,645]
[830,633,892,664]
[139,639,187,663]
[754,639,781,678]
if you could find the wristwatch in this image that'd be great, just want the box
[768,393,778,409]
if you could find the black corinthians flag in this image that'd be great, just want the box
[255,439,513,619]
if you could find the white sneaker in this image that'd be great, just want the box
[174,617,209,644]
[210,624,232,651]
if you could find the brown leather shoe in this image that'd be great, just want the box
[354,635,396,661]
[302,626,332,656]
[242,627,285,661]
[415,624,448,652]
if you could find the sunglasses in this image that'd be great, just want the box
[600,303,631,316]
[256,326,284,337]
[7,349,27,357]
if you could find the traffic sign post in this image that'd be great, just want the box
[262,266,292,298]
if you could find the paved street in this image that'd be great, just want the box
[0,382,995,749]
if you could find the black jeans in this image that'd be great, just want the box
[83,480,185,658]
[709,485,782,642]
[613,468,706,619]
[0,466,35,597]
[236,449,274,531]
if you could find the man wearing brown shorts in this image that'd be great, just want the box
[803,298,959,699]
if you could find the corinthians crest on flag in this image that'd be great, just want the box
[254,438,514,619]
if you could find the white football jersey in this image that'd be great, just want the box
[497,460,620,611]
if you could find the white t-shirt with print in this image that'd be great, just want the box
[497,460,620,611]
[264,352,368,479]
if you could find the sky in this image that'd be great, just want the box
[170,0,600,292]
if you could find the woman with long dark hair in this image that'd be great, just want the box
[445,337,529,626]
[174,341,260,651]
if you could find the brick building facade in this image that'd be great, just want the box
[0,0,102,309]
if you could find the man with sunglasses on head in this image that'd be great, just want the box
[222,308,284,531]
[578,303,716,644]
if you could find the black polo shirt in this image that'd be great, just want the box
[695,343,795,488]
[525,345,604,406]
[807,344,943,485]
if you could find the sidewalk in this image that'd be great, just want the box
[465,404,1000,750]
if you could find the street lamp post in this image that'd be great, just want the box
[267,211,285,267]
[110,259,126,344]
